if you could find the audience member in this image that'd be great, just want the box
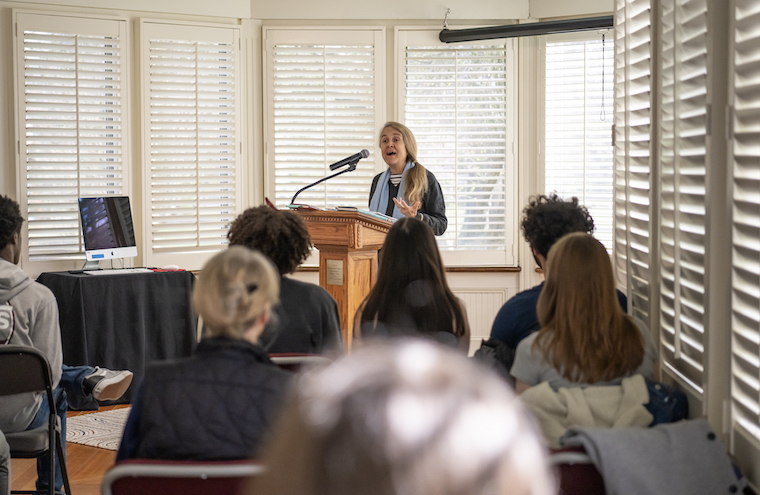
[252,339,555,495]
[511,233,658,393]
[489,193,628,349]
[0,195,132,493]
[0,431,8,495]
[116,246,292,461]
[228,206,342,354]
[353,217,470,351]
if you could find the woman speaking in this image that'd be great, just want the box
[369,122,447,235]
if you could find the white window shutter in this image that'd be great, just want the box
[141,22,242,269]
[397,29,518,266]
[731,0,760,448]
[544,36,615,253]
[658,0,709,394]
[613,0,654,324]
[263,28,384,210]
[15,13,129,264]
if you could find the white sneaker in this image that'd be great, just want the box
[84,367,133,401]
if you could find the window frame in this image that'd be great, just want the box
[261,26,387,210]
[539,30,616,255]
[394,26,519,267]
[138,19,244,270]
[12,9,132,273]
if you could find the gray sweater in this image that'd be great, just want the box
[0,259,62,432]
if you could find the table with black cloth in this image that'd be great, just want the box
[36,270,198,409]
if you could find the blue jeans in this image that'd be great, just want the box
[27,365,94,493]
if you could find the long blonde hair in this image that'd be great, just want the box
[534,232,644,383]
[193,246,279,340]
[379,121,428,205]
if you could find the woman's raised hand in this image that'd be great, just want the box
[392,197,421,218]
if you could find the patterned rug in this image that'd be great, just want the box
[66,407,131,451]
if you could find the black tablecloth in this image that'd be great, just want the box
[36,270,198,408]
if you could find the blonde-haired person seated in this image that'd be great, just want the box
[116,247,292,461]
[511,232,659,393]
[251,339,555,495]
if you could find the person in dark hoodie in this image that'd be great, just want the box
[0,194,133,493]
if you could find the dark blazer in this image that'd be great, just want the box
[369,169,447,235]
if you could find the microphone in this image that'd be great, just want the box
[291,151,365,204]
[329,149,370,171]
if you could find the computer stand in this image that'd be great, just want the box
[82,260,100,271]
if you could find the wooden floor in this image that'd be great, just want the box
[10,405,128,495]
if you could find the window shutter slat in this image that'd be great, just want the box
[143,23,240,261]
[266,30,382,209]
[404,43,511,253]
[16,13,128,262]
[545,37,615,253]
[731,0,760,444]
[614,0,654,323]
[658,0,708,394]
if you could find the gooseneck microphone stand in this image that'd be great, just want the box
[290,160,360,205]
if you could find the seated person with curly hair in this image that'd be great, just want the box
[228,206,342,354]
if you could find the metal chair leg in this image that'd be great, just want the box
[55,433,71,495]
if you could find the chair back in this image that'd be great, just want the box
[101,459,265,495]
[550,446,606,495]
[0,345,69,495]
[269,353,331,373]
[0,345,52,397]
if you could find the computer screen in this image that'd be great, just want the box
[78,196,138,262]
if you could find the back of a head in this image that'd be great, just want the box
[193,246,280,340]
[362,218,464,338]
[541,232,616,310]
[378,217,443,286]
[521,193,594,259]
[254,340,554,495]
[0,195,24,253]
[536,232,643,383]
[227,205,312,275]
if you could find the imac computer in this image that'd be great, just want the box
[78,196,138,270]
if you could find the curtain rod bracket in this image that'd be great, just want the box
[443,8,451,30]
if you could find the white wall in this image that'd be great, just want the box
[249,0,614,21]
[16,0,250,18]
[530,0,613,18]
[251,0,528,20]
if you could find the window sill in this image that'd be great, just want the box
[296,265,521,273]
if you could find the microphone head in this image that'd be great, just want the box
[360,149,369,159]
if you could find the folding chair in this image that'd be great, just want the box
[0,345,71,495]
[269,353,331,373]
[100,459,265,495]
[550,447,606,495]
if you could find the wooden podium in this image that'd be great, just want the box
[296,210,393,350]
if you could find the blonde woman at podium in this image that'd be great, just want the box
[369,122,447,236]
